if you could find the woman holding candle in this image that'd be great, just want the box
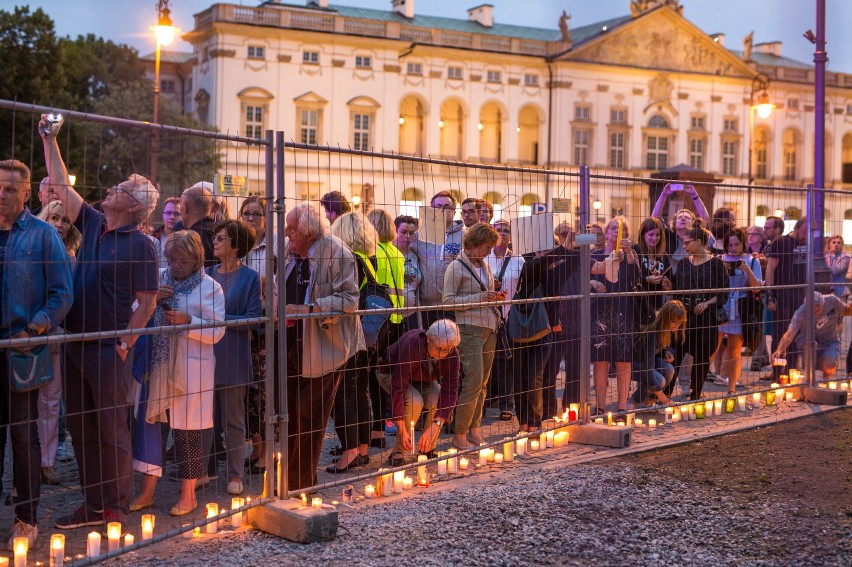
[632,301,686,406]
[591,217,641,413]
[662,220,729,400]
[376,319,461,464]
[130,231,225,516]
[710,228,762,393]
[443,223,503,450]
[206,220,262,495]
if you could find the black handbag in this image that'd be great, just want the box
[9,344,54,392]
[714,305,729,325]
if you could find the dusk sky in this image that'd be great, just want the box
[4,0,851,73]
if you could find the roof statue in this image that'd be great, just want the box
[558,10,572,45]
[743,31,754,61]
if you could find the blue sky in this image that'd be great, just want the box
[4,0,851,73]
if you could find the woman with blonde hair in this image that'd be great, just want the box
[632,301,687,406]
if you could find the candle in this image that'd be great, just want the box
[0,559,9,567]
[648,418,657,430]
[616,219,623,250]
[141,514,154,541]
[193,527,201,538]
[688,404,696,420]
[594,417,604,424]
[392,471,404,494]
[311,497,323,508]
[494,452,504,464]
[459,457,469,470]
[705,400,714,416]
[785,392,794,402]
[503,438,515,462]
[381,470,393,496]
[634,418,644,427]
[607,412,613,426]
[695,404,705,419]
[447,448,458,474]
[539,431,547,449]
[206,503,219,534]
[752,393,761,407]
[664,407,673,425]
[261,470,267,498]
[516,437,527,456]
[437,455,447,476]
[779,374,789,386]
[232,497,244,528]
[276,452,282,498]
[554,431,569,447]
[818,383,827,388]
[828,381,838,390]
[410,421,416,457]
[725,398,735,414]
[124,534,134,548]
[364,484,376,498]
[403,477,413,490]
[626,413,635,426]
[87,532,101,558]
[775,387,785,401]
[569,403,579,420]
[841,382,850,390]
[672,408,681,423]
[530,439,540,451]
[545,431,554,448]
[14,537,27,567]
[417,455,429,486]
[737,396,746,412]
[765,390,776,406]
[182,524,194,539]
[50,534,64,567]
[107,521,121,553]
[300,493,308,508]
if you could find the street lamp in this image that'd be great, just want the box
[747,72,773,225]
[149,0,179,185]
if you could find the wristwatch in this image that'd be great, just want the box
[308,302,316,313]
[25,325,41,337]
[433,417,444,428]
[116,339,130,352]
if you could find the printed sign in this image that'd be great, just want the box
[418,206,449,246]
[512,212,555,256]
[213,174,248,197]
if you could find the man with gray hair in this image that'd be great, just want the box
[177,181,216,267]
[40,115,160,534]
[283,202,364,490]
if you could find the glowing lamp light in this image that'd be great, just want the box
[67,173,76,186]
[774,209,784,218]
[438,120,445,129]
[477,122,484,131]
[151,7,179,46]
[754,92,773,119]
[398,116,405,125]
[351,195,362,206]
[592,199,602,210]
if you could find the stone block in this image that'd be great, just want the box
[247,498,338,543]
[565,423,632,448]
[804,387,848,406]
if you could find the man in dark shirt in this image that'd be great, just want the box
[177,182,217,267]
[764,218,807,379]
[40,115,159,534]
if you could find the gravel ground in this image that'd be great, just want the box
[111,409,851,567]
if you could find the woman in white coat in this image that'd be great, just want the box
[130,230,225,516]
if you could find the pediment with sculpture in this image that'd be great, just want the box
[564,8,753,78]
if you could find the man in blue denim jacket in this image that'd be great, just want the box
[0,159,73,551]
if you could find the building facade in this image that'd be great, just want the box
[165,0,852,230]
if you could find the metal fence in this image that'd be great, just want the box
[0,98,848,564]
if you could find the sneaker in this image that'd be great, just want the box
[227,481,244,495]
[55,505,104,529]
[7,520,37,552]
[41,466,61,485]
[55,443,74,462]
[101,509,128,537]
[714,375,730,386]
[384,420,398,435]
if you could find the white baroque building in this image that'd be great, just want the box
[148,0,852,231]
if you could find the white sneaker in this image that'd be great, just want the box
[56,443,74,462]
[714,375,730,386]
[227,481,244,495]
[7,520,37,552]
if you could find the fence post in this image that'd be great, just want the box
[804,183,816,387]
[578,166,592,420]
[262,130,277,500]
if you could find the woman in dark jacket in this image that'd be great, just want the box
[632,301,686,406]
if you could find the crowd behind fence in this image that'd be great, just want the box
[0,99,848,564]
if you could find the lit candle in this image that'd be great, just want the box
[664,407,673,425]
[403,477,413,490]
[486,448,495,463]
[232,497,244,529]
[607,412,613,426]
[417,454,429,486]
[503,438,515,462]
[545,431,554,448]
[381,470,393,496]
[459,456,469,470]
[688,404,696,420]
[765,390,776,406]
[261,470,267,498]
[779,374,789,386]
[86,532,101,558]
[554,431,569,447]
[725,398,735,414]
[50,534,64,567]
[672,408,682,423]
[410,421,416,458]
[569,403,579,421]
[616,219,623,250]
[494,452,504,464]
[276,452,282,498]
[141,514,154,541]
[626,413,635,426]
[516,437,527,456]
[775,387,785,401]
[752,392,761,407]
[107,521,121,553]
[124,534,134,548]
[311,497,323,508]
[705,400,714,416]
[14,536,27,567]
[539,431,547,449]
[841,382,850,390]
[737,396,746,412]
[206,503,219,534]
[392,471,404,494]
[364,484,376,498]
[818,383,827,388]
[182,524,194,539]
[648,418,657,430]
[437,454,447,476]
[785,392,794,402]
[634,418,644,427]
[695,404,705,419]
[828,381,838,390]
[530,439,540,451]
[193,527,201,538]
[0,558,9,567]
[594,417,604,424]
[447,448,458,474]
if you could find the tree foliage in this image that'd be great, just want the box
[0,6,219,204]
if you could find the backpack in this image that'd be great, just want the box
[356,255,394,351]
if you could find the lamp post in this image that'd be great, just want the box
[150,0,179,185]
[747,73,773,226]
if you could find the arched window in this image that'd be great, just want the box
[439,99,465,159]
[647,115,669,129]
[644,115,672,170]
[399,95,426,155]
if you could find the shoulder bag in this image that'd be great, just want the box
[9,344,54,392]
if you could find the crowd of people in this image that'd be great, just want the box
[0,114,844,553]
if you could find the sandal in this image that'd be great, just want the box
[387,451,405,467]
[499,411,514,421]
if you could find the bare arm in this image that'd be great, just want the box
[686,185,709,222]
[39,115,84,223]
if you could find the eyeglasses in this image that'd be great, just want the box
[242,211,265,219]
[108,185,140,203]
[213,234,232,243]
[432,205,455,211]
[461,208,478,215]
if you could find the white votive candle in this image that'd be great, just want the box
[664,407,673,425]
[459,456,469,470]
[124,534,134,548]
[672,408,682,423]
[785,392,794,402]
[594,417,604,424]
[232,497,244,528]
[50,534,65,567]
[478,448,489,466]
[447,448,458,474]
[403,477,413,490]
[106,521,121,553]
[713,400,722,416]
[648,418,657,430]
[86,532,101,558]
[503,438,515,462]
[14,537,27,567]
[364,484,376,498]
[312,497,323,508]
[530,439,540,451]
[704,400,713,416]
[417,454,429,486]
[634,418,644,427]
[382,470,393,496]
[828,381,838,390]
[554,431,569,447]
[516,437,527,456]
[206,503,219,534]
[738,396,747,411]
[494,452,504,464]
[0,557,10,567]
[141,514,154,541]
[545,431,554,448]
[392,471,404,494]
[437,456,447,476]
[539,431,547,449]
[626,413,635,426]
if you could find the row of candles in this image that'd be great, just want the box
[3,498,252,567]
[819,379,851,390]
